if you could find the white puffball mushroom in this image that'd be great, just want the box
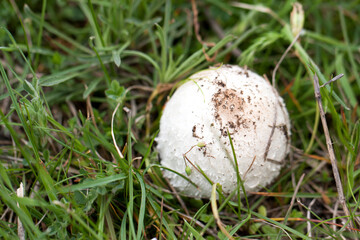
[156,65,290,199]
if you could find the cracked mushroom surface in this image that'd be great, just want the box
[156,65,291,199]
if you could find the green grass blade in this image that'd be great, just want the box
[24,5,92,54]
[135,172,147,238]
[60,174,127,193]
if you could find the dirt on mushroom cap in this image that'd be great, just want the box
[157,65,291,199]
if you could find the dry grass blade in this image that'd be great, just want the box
[254,216,360,232]
[16,183,25,240]
[272,30,302,88]
[284,173,305,224]
[312,74,353,229]
[320,74,345,88]
[307,199,316,237]
[111,102,124,159]
[210,184,234,240]
[231,2,286,26]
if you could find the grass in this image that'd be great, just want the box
[0,0,360,239]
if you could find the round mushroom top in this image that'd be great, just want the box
[156,65,291,199]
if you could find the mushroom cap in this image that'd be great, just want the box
[156,65,291,199]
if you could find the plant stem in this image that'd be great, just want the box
[312,74,353,230]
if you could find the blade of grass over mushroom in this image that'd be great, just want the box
[227,131,250,215]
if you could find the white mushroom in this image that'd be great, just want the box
[156,65,290,199]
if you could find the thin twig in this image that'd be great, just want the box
[35,211,48,227]
[264,31,302,162]
[272,30,302,87]
[182,143,206,174]
[84,83,99,132]
[16,183,25,240]
[163,178,190,216]
[263,85,278,162]
[320,74,344,88]
[243,156,256,180]
[312,74,353,228]
[283,173,305,227]
[307,199,316,237]
[263,28,302,163]
[333,200,340,232]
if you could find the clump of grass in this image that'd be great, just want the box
[0,0,360,239]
